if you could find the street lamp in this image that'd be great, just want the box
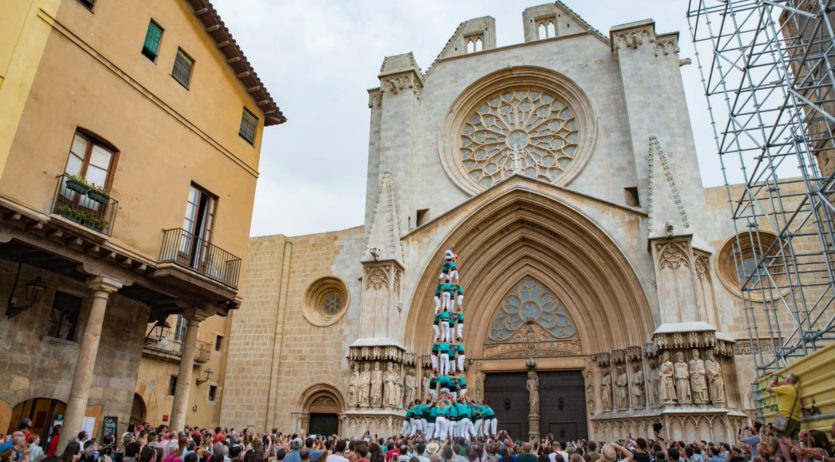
[6,275,47,319]
[196,367,214,386]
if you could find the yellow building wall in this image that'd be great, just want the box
[137,314,232,428]
[0,0,62,178]
[752,344,835,433]
[0,0,266,262]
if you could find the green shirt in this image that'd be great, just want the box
[428,405,442,422]
[447,404,460,420]
[442,261,457,273]
[456,343,465,354]
[449,348,457,359]
[482,405,495,418]
[450,312,459,323]
[456,312,464,323]
[439,342,450,354]
[433,314,440,325]
[438,375,452,388]
[429,378,437,389]
[455,284,464,295]
[456,402,471,419]
[432,344,440,354]
[439,283,456,293]
[458,377,467,388]
[439,311,451,322]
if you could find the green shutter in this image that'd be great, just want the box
[142,21,163,60]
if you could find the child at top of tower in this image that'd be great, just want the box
[440,248,460,283]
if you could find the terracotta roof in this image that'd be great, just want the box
[186,0,286,126]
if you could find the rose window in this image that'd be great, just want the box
[322,292,343,315]
[459,88,579,188]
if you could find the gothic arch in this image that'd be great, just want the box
[404,185,654,357]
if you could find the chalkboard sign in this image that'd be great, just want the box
[102,416,118,438]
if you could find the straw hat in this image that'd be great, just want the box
[601,444,617,462]
[427,441,441,455]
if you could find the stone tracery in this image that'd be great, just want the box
[459,88,579,188]
[486,277,577,343]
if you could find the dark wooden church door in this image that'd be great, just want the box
[538,371,588,440]
[484,372,528,440]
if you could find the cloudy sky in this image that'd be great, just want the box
[212,1,722,237]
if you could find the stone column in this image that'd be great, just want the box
[59,276,123,452]
[169,313,202,431]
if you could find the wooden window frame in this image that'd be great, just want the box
[63,130,119,192]
[171,48,195,89]
[239,107,258,145]
[179,183,219,272]
[142,20,164,62]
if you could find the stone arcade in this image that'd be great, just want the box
[221,3,755,441]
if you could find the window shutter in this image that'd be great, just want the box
[142,21,163,60]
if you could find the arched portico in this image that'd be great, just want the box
[294,384,345,436]
[404,186,655,357]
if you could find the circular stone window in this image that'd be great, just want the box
[303,277,350,327]
[439,67,597,195]
[716,232,786,301]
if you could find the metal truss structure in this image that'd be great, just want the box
[687,0,835,372]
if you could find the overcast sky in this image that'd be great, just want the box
[212,1,722,237]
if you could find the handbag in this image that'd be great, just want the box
[773,389,799,431]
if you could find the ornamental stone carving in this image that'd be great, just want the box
[689,349,709,404]
[348,363,360,407]
[384,362,398,408]
[615,366,629,410]
[632,362,645,409]
[706,351,726,403]
[403,368,417,406]
[370,362,383,407]
[601,369,613,411]
[647,359,660,407]
[674,351,692,404]
[459,88,579,188]
[358,362,371,408]
[439,67,596,195]
[660,352,676,404]
[487,277,577,343]
[527,370,540,416]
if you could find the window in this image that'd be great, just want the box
[208,385,217,402]
[77,0,95,10]
[46,292,83,341]
[416,209,429,227]
[239,108,258,145]
[179,184,218,270]
[174,315,188,342]
[624,187,640,207]
[168,376,178,396]
[63,131,117,192]
[142,20,164,61]
[214,335,223,352]
[171,48,194,88]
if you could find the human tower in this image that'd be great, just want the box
[401,249,498,440]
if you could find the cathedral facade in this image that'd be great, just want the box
[221,3,759,442]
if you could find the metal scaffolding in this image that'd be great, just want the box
[687,0,835,372]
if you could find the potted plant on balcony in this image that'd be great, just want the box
[87,184,110,204]
[65,174,90,194]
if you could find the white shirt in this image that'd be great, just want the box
[326,454,349,462]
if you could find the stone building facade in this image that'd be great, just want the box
[222,2,768,441]
[0,0,282,444]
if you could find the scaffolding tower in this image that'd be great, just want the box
[687,0,835,373]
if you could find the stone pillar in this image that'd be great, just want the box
[169,313,202,431]
[59,276,123,452]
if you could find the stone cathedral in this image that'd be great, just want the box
[221,3,760,442]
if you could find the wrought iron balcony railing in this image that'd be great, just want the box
[143,326,212,364]
[158,228,241,288]
[52,174,118,236]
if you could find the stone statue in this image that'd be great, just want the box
[689,349,709,404]
[422,372,430,399]
[705,350,725,403]
[616,366,629,410]
[527,370,540,416]
[358,362,371,408]
[647,359,660,406]
[348,362,359,407]
[393,365,403,407]
[660,352,676,404]
[586,383,596,414]
[371,362,383,407]
[632,362,645,409]
[404,368,417,406]
[674,351,692,404]
[383,362,397,407]
[473,362,484,401]
[601,369,613,411]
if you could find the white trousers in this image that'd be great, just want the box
[440,354,449,375]
[486,417,497,436]
[474,419,483,436]
[457,354,465,371]
[426,422,435,439]
[459,388,467,398]
[441,321,451,342]
[428,389,436,400]
[430,354,438,371]
[449,269,459,283]
[441,292,451,312]
[420,418,428,435]
[433,324,439,342]
[401,419,410,435]
[457,294,463,308]
[448,420,458,438]
[448,356,456,374]
[434,296,441,314]
[457,323,463,339]
[459,418,474,440]
[436,416,449,440]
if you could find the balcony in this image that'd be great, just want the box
[51,174,118,236]
[158,228,241,288]
[143,327,211,364]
